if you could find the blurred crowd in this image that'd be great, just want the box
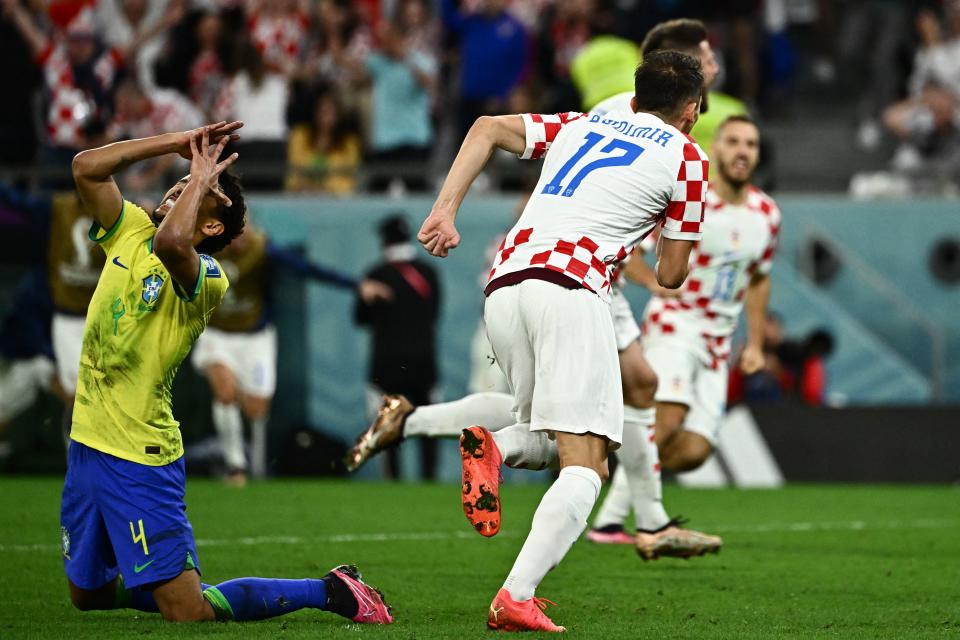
[0,0,958,197]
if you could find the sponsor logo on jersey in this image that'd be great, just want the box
[112,256,129,270]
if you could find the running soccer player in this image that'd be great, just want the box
[347,18,725,561]
[62,122,392,624]
[191,222,385,485]
[591,114,781,535]
[417,52,707,631]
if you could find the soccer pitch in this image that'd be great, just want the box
[1,478,957,639]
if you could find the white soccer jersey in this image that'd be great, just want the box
[485,110,709,302]
[642,186,781,367]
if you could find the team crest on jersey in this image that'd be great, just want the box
[61,526,71,559]
[141,274,165,304]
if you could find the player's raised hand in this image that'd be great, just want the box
[418,212,460,258]
[739,343,765,375]
[188,128,239,206]
[175,121,244,160]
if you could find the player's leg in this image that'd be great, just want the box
[242,394,271,478]
[659,360,726,472]
[491,431,609,632]
[345,391,516,472]
[239,325,277,479]
[655,401,690,451]
[191,329,247,484]
[590,338,664,542]
[95,443,392,624]
[487,281,622,632]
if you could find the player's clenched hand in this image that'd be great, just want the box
[175,121,243,160]
[418,212,460,258]
[187,128,238,206]
[645,282,682,299]
[740,344,765,375]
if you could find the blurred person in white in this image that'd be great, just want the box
[214,40,288,190]
[110,79,203,194]
[95,0,185,91]
[882,5,960,174]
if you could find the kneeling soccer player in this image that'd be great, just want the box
[62,122,392,624]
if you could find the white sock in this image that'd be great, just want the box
[250,415,268,478]
[212,402,246,471]
[592,464,631,530]
[491,424,558,470]
[618,406,670,532]
[503,466,601,601]
[403,392,515,438]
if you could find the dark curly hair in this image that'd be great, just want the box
[197,169,246,255]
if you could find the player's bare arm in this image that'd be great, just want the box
[419,115,526,257]
[72,121,243,231]
[623,247,682,298]
[655,237,694,289]
[154,129,238,291]
[741,272,771,374]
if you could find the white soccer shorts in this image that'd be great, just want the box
[0,356,55,422]
[191,325,278,398]
[484,279,624,445]
[609,288,641,352]
[643,338,728,447]
[52,312,86,394]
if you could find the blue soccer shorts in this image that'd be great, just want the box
[60,441,201,590]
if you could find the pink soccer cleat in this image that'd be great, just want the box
[328,565,393,624]
[488,588,566,632]
[586,527,635,545]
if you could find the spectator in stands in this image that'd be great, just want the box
[215,41,289,190]
[286,88,361,195]
[95,0,184,91]
[882,6,960,173]
[359,12,437,192]
[396,0,439,61]
[308,0,371,101]
[355,214,441,481]
[2,2,122,185]
[155,9,240,120]
[110,79,202,194]
[441,0,528,139]
[246,0,309,77]
[534,0,596,112]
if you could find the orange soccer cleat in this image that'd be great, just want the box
[459,426,503,537]
[487,588,566,632]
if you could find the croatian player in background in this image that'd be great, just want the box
[591,115,781,537]
[417,52,707,631]
[346,18,724,562]
[192,221,389,486]
[62,122,392,624]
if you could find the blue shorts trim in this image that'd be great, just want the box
[60,441,200,590]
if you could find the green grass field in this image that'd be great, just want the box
[1,478,958,639]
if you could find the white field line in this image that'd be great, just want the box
[2,518,958,553]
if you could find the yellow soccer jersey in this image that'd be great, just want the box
[70,200,229,465]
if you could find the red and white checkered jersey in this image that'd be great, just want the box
[248,10,309,75]
[39,43,122,148]
[642,186,781,367]
[486,110,708,302]
[109,89,203,141]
